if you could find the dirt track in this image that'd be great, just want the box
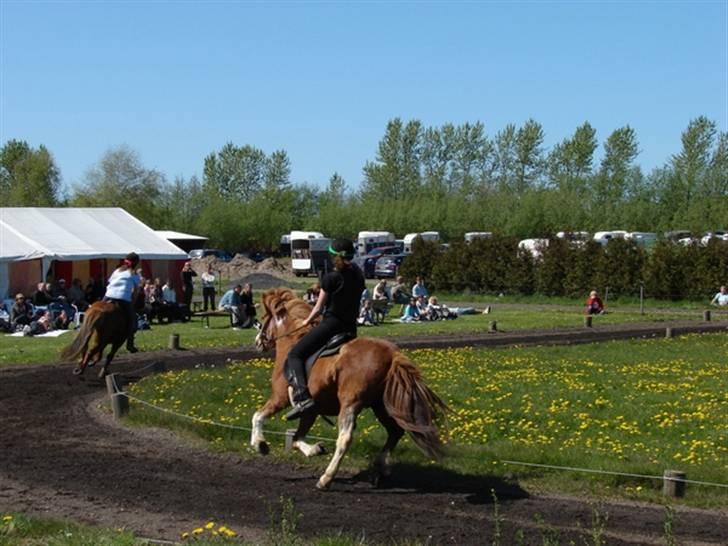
[1,324,727,545]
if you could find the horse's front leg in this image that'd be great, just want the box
[317,405,359,490]
[292,412,325,457]
[251,396,287,455]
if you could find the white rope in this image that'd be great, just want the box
[501,460,728,488]
[107,378,727,489]
[117,360,162,377]
[110,375,336,443]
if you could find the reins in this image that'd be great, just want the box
[266,322,308,343]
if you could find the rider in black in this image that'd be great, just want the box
[285,238,366,420]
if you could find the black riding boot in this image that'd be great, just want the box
[285,361,315,420]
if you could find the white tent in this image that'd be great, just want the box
[0,207,188,299]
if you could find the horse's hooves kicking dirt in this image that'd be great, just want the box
[254,442,270,456]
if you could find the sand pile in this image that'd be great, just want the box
[191,255,291,284]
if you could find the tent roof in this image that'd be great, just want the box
[155,230,208,241]
[0,207,188,262]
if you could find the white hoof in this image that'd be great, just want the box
[316,477,331,490]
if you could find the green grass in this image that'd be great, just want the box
[1,302,724,366]
[124,334,728,509]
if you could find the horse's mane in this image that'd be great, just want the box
[262,288,319,328]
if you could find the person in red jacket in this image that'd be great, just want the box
[586,290,605,315]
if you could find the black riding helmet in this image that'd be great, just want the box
[328,238,355,260]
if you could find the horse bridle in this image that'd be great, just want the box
[256,316,307,349]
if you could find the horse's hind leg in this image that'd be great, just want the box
[317,404,360,490]
[292,412,325,457]
[370,401,405,484]
[251,394,288,455]
[99,341,123,379]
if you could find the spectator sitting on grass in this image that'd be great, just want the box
[10,293,33,331]
[357,299,376,326]
[586,290,605,315]
[400,297,421,322]
[373,279,389,302]
[304,282,321,306]
[710,285,728,307]
[390,275,409,309]
[412,276,428,299]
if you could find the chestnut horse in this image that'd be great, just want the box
[252,288,448,490]
[61,301,130,379]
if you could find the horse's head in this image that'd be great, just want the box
[255,288,313,351]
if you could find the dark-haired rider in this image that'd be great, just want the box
[285,238,366,420]
[104,252,142,353]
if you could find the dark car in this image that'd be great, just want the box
[353,246,402,278]
[188,248,233,262]
[374,254,407,278]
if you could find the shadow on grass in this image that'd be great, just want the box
[348,462,528,504]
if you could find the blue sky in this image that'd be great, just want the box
[1,1,726,192]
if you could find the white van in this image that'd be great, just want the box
[356,231,396,256]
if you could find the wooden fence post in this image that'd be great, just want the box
[488,320,497,332]
[665,327,673,338]
[168,334,180,350]
[663,470,686,498]
[703,310,711,322]
[584,316,593,328]
[284,429,296,451]
[105,373,128,419]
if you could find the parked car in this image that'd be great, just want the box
[353,246,402,278]
[374,254,407,278]
[188,248,233,261]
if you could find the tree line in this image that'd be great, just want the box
[1,115,726,251]
[401,236,728,300]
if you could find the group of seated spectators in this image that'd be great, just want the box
[139,275,191,325]
[352,275,457,326]
[218,283,258,329]
[0,287,74,336]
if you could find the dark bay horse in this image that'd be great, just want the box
[252,288,448,490]
[61,301,129,379]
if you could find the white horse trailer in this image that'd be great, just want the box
[518,238,549,259]
[464,232,493,243]
[290,231,331,277]
[403,231,440,254]
[356,231,396,256]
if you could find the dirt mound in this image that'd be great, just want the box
[192,255,291,280]
[235,272,296,290]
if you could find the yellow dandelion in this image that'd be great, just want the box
[2,515,13,522]
[192,527,204,535]
[205,521,215,529]
[181,532,190,539]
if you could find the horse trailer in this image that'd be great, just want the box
[290,231,332,277]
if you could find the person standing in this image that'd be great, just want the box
[180,262,197,308]
[201,265,216,311]
[239,283,257,328]
[104,252,142,353]
[285,238,365,420]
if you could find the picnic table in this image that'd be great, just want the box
[192,309,232,328]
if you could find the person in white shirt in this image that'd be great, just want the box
[104,252,141,353]
[201,265,216,311]
[710,285,728,306]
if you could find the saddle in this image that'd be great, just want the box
[284,331,356,382]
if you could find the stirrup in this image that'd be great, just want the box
[285,398,315,421]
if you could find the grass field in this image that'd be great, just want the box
[1,302,722,366]
[123,333,728,509]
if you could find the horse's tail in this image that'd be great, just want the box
[60,307,102,361]
[383,351,449,460]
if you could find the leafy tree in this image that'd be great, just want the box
[547,122,597,193]
[0,139,61,206]
[514,119,545,192]
[71,145,164,226]
[203,142,266,201]
[362,118,422,200]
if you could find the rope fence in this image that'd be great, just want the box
[105,372,728,496]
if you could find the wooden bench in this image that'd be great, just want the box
[192,309,232,328]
